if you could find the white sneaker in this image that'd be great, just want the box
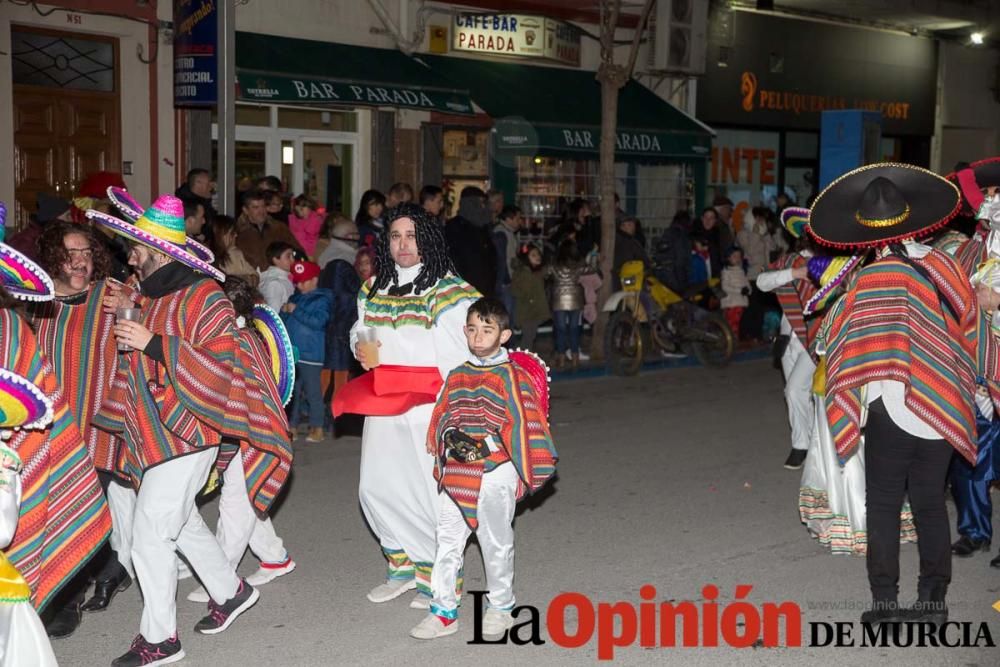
[409,614,458,640]
[566,349,591,361]
[367,578,416,603]
[409,592,431,609]
[187,585,210,603]
[245,557,296,587]
[482,608,514,639]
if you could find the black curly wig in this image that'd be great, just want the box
[369,203,456,297]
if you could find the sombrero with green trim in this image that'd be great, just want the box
[106,187,215,265]
[781,206,810,239]
[0,367,53,432]
[252,303,295,406]
[88,193,224,282]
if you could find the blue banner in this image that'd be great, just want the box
[173,0,217,106]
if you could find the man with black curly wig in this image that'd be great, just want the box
[340,203,479,610]
[29,221,135,634]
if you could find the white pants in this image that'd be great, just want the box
[359,405,440,579]
[132,449,239,643]
[107,479,136,577]
[781,334,816,452]
[430,462,519,617]
[216,453,287,567]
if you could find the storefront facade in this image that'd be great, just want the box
[697,9,937,214]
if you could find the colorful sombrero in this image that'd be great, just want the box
[88,193,225,282]
[781,206,810,239]
[944,157,1000,217]
[809,163,961,249]
[0,205,54,302]
[252,303,295,406]
[803,254,864,316]
[0,202,6,243]
[107,187,215,264]
[0,367,53,432]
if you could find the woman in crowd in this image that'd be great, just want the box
[355,190,387,248]
[211,215,258,285]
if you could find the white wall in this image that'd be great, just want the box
[932,41,1000,172]
[1,2,174,209]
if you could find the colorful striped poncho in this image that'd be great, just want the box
[953,227,988,277]
[29,281,120,472]
[361,274,480,329]
[230,327,292,514]
[0,309,111,610]
[824,249,979,464]
[427,361,557,530]
[769,253,821,349]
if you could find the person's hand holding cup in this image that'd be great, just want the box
[356,328,381,371]
[115,307,143,352]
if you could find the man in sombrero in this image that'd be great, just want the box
[811,164,979,626]
[755,207,822,471]
[29,220,135,623]
[88,194,264,666]
[0,227,112,637]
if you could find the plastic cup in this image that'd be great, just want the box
[357,328,379,368]
[116,307,141,352]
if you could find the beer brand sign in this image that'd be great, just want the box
[452,14,581,67]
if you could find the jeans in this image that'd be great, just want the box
[553,310,581,354]
[864,401,953,603]
[291,362,324,429]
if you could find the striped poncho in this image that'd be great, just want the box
[824,249,979,464]
[361,274,480,330]
[0,309,111,610]
[770,253,821,350]
[953,226,989,277]
[427,361,557,530]
[29,281,120,472]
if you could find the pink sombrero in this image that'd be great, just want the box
[252,303,295,406]
[107,187,215,265]
[0,367,53,432]
[0,204,54,302]
[88,193,225,282]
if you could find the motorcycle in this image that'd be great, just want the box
[602,260,735,376]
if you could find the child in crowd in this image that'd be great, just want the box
[511,245,550,352]
[355,246,375,283]
[410,298,557,641]
[282,261,332,442]
[689,233,711,286]
[720,246,750,336]
[266,191,288,224]
[259,241,296,312]
[211,215,258,285]
[289,194,324,259]
[548,239,592,370]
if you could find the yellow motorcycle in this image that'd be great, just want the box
[602,261,735,376]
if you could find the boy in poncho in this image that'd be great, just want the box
[410,297,557,640]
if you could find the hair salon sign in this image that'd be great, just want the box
[452,13,580,67]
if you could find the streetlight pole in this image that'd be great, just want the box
[216,0,235,215]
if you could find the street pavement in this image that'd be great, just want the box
[53,358,998,666]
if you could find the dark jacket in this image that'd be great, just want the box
[319,260,360,371]
[236,214,304,272]
[281,288,332,364]
[511,260,550,325]
[691,221,733,279]
[653,220,694,293]
[357,218,385,248]
[446,197,497,297]
[174,184,217,225]
[612,231,650,290]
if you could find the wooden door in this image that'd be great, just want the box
[10,27,120,231]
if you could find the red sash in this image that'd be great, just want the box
[332,365,443,417]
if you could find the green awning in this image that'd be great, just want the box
[419,54,713,160]
[235,33,474,115]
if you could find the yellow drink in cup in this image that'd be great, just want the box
[357,328,379,368]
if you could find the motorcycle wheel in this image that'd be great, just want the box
[687,313,734,367]
[605,309,645,376]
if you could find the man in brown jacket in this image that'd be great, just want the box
[236,189,303,271]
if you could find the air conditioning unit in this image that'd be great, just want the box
[650,0,708,75]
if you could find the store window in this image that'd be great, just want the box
[442,129,489,218]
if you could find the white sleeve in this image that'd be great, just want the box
[349,290,368,360]
[432,300,474,379]
[0,471,22,549]
[755,268,795,292]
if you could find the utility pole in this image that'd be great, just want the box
[216,0,236,215]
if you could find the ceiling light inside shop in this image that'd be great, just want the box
[971,32,985,45]
[282,146,295,164]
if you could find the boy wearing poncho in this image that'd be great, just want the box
[410,297,557,640]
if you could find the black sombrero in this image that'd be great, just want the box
[944,157,1000,217]
[808,163,961,249]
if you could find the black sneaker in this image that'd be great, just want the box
[783,449,807,470]
[902,600,948,626]
[111,634,184,666]
[194,578,259,635]
[860,600,903,625]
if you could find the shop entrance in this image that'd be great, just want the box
[11,27,120,230]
